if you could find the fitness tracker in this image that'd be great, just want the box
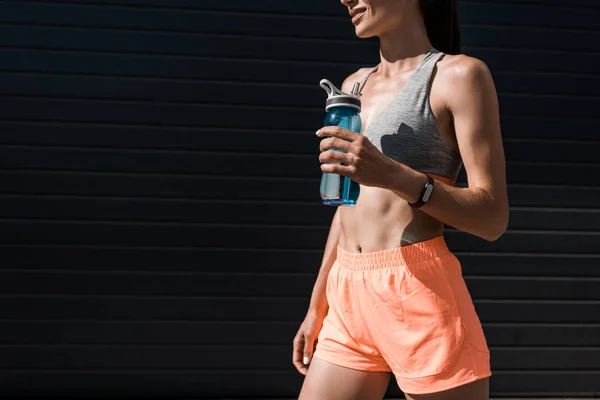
[408,175,434,208]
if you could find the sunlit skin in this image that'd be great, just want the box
[293,1,507,398]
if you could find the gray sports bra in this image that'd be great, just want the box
[356,48,462,183]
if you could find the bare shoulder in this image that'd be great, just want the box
[434,54,497,112]
[341,67,372,93]
[435,54,495,93]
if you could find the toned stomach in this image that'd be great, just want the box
[338,184,444,253]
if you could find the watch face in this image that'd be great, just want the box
[423,184,434,202]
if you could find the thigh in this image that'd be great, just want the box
[298,357,390,400]
[405,378,489,400]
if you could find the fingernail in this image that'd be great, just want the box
[315,129,321,136]
[303,356,310,365]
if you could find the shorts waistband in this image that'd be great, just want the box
[336,235,451,270]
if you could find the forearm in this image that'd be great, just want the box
[307,208,341,318]
[386,163,508,242]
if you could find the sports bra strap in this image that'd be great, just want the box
[356,65,379,95]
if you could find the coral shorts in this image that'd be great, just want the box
[312,236,491,395]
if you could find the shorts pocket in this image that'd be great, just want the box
[325,261,339,299]
[373,261,464,379]
[442,253,490,353]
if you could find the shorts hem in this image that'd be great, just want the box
[397,341,492,395]
[312,350,391,373]
[401,372,492,395]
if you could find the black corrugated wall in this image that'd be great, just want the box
[0,0,599,397]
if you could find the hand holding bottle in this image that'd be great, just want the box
[317,126,399,190]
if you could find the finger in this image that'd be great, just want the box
[293,355,308,375]
[295,363,308,376]
[319,150,352,165]
[321,163,355,176]
[293,336,308,375]
[317,126,359,142]
[303,335,316,366]
[292,335,304,364]
[293,359,308,375]
[319,137,351,153]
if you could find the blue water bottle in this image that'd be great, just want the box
[319,79,362,206]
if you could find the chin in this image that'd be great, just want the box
[354,24,378,39]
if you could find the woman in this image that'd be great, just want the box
[293,0,508,399]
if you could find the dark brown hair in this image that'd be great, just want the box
[419,0,460,54]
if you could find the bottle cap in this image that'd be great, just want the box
[319,79,361,112]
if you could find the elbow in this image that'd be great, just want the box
[482,224,507,242]
[480,206,509,242]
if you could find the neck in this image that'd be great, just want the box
[376,17,432,77]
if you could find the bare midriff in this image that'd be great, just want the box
[338,173,455,253]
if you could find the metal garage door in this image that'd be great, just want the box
[0,0,598,397]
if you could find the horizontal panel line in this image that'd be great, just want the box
[1,319,600,328]
[0,0,346,20]
[1,20,600,44]
[504,138,600,145]
[3,92,600,106]
[0,368,596,374]
[2,296,599,304]
[1,153,600,172]
[0,294,599,304]
[1,344,599,351]
[0,217,327,229]
[464,44,600,57]
[0,368,313,373]
[1,244,600,258]
[2,48,600,80]
[2,218,600,235]
[0,140,597,153]
[0,294,307,300]
[0,143,313,157]
[0,119,308,134]
[465,23,600,34]
[0,244,323,251]
[3,146,600,167]
[0,167,319,180]
[0,70,324,88]
[0,94,323,111]
[0,193,598,212]
[7,167,600,187]
[462,0,600,11]
[504,92,600,101]
[1,146,600,167]
[0,193,321,205]
[484,322,600,327]
[4,0,600,21]
[2,67,600,83]
[3,0,599,14]
[2,44,600,67]
[0,45,371,66]
[0,319,299,324]
[2,269,600,281]
[0,21,374,45]
[510,206,600,213]
[494,346,600,350]
[0,68,600,90]
[1,115,597,128]
[0,269,315,277]
[2,150,600,171]
[1,167,600,186]
[467,276,600,282]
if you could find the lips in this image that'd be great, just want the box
[349,7,366,23]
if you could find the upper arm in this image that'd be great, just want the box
[446,57,508,208]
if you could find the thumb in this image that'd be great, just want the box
[303,335,315,365]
